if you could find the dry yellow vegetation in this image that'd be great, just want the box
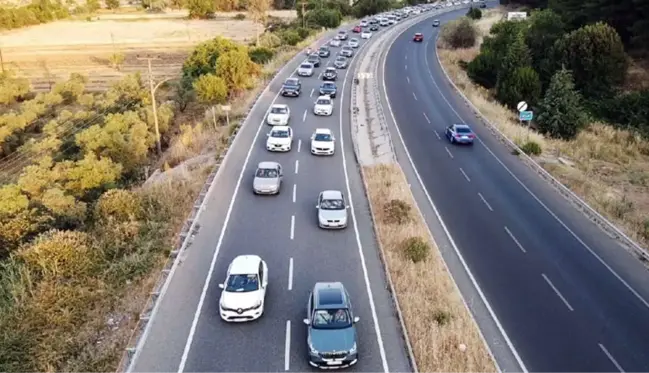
[362,164,497,372]
[437,8,649,254]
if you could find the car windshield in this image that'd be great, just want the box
[271,130,290,138]
[285,79,298,86]
[256,168,278,178]
[456,127,472,133]
[336,57,346,62]
[315,133,332,141]
[312,308,352,329]
[326,68,336,73]
[316,99,331,105]
[351,38,358,42]
[343,46,352,50]
[321,198,344,210]
[322,83,335,89]
[300,64,312,69]
[271,107,287,114]
[225,274,259,292]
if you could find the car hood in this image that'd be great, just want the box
[268,113,289,122]
[334,61,346,65]
[309,326,356,353]
[319,208,347,221]
[314,104,332,111]
[220,290,262,309]
[268,136,291,145]
[298,67,312,72]
[320,87,336,93]
[312,140,334,148]
[283,85,299,90]
[254,177,279,190]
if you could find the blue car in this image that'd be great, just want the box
[445,123,475,144]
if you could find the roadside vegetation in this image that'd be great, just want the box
[437,4,649,253]
[363,164,496,372]
[0,0,369,368]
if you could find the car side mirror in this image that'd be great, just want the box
[353,317,360,323]
[218,283,225,289]
[346,205,350,209]
[267,133,270,137]
[303,318,311,325]
[316,204,320,209]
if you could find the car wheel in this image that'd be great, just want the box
[450,136,455,144]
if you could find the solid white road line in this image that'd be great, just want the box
[310,88,314,97]
[412,92,418,100]
[292,184,297,203]
[427,32,649,312]
[423,112,430,123]
[459,167,470,182]
[478,192,493,212]
[295,160,299,174]
[303,109,307,122]
[297,139,302,152]
[383,27,524,373]
[504,226,526,253]
[599,343,624,372]
[406,76,410,84]
[290,215,295,240]
[444,146,453,159]
[288,258,294,291]
[541,273,574,311]
[284,320,291,371]
[433,130,440,139]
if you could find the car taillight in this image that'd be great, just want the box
[455,134,462,138]
[468,134,475,138]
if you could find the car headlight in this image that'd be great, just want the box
[308,337,318,354]
[253,300,262,309]
[349,343,357,354]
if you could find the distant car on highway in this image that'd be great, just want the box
[313,95,334,116]
[329,38,342,47]
[479,1,486,7]
[369,24,379,31]
[318,46,331,57]
[347,38,360,48]
[298,62,314,77]
[445,123,475,144]
[316,190,348,229]
[352,25,362,33]
[336,30,348,40]
[311,128,336,155]
[266,104,290,125]
[266,126,293,151]
[253,161,282,195]
[432,19,440,27]
[304,282,359,368]
[359,20,368,27]
[281,78,301,97]
[334,56,349,69]
[379,19,389,26]
[319,82,337,97]
[322,67,338,81]
[218,255,268,322]
[361,30,372,39]
[307,53,322,67]
[413,32,423,42]
[340,46,353,57]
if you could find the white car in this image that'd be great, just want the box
[313,95,334,116]
[329,38,341,47]
[298,62,314,77]
[359,20,368,27]
[310,128,336,155]
[266,126,293,152]
[348,38,360,48]
[361,31,372,39]
[218,255,268,322]
[266,104,290,126]
[317,190,349,229]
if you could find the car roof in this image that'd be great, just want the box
[315,128,332,135]
[316,95,332,101]
[300,62,313,66]
[415,32,422,35]
[454,124,472,130]
[326,67,336,71]
[313,282,348,309]
[257,161,280,169]
[229,255,262,275]
[321,189,343,199]
[271,104,288,109]
[271,125,291,131]
[285,78,299,83]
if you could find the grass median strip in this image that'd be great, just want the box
[362,163,496,372]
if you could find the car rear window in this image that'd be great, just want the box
[456,127,472,133]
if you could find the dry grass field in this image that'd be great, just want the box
[363,164,496,372]
[437,8,649,253]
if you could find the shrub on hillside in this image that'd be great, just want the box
[94,189,143,225]
[536,67,589,140]
[193,74,228,104]
[234,13,246,19]
[467,49,498,89]
[106,0,120,9]
[524,9,565,87]
[258,32,282,48]
[276,29,303,46]
[466,7,482,19]
[306,8,342,29]
[0,1,70,30]
[249,46,275,64]
[0,72,30,105]
[520,141,542,155]
[182,37,245,79]
[401,236,430,263]
[496,66,541,109]
[185,0,216,18]
[594,89,649,136]
[382,199,412,225]
[440,17,477,49]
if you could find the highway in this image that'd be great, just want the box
[128,25,412,373]
[382,8,649,372]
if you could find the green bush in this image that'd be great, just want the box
[520,141,542,156]
[594,89,649,136]
[467,49,498,89]
[0,0,70,31]
[440,17,477,49]
[495,66,541,109]
[306,8,342,29]
[94,189,143,225]
[466,7,482,20]
[258,32,282,48]
[382,199,412,225]
[249,46,275,64]
[536,67,589,140]
[295,26,312,39]
[276,29,302,46]
[234,13,246,19]
[401,236,430,263]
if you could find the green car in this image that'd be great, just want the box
[303,282,359,369]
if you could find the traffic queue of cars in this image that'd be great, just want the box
[217,4,442,370]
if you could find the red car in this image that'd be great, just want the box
[353,25,362,33]
[413,33,423,42]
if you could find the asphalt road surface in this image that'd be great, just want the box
[129,25,412,373]
[383,9,649,372]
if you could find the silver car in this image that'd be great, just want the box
[340,46,353,57]
[347,38,360,48]
[253,161,283,195]
[298,62,314,77]
[316,190,349,229]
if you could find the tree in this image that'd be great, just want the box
[185,0,215,18]
[248,0,272,45]
[495,31,533,106]
[193,74,228,104]
[182,37,246,79]
[553,22,628,100]
[57,154,123,198]
[172,77,195,112]
[0,72,30,105]
[467,48,499,88]
[249,47,275,64]
[306,8,342,28]
[352,0,391,18]
[495,66,542,109]
[215,49,259,94]
[40,187,87,227]
[439,17,477,49]
[85,0,100,12]
[524,9,565,88]
[536,67,589,140]
[105,0,120,9]
[466,7,482,19]
[94,188,143,224]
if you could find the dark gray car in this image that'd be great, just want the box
[339,46,353,57]
[334,56,348,69]
[318,46,331,57]
[304,282,359,369]
[307,54,322,67]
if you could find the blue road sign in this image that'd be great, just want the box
[519,110,533,121]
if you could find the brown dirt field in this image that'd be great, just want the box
[437,8,649,253]
[363,164,496,372]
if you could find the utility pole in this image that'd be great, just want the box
[300,0,307,28]
[0,46,5,74]
[137,55,171,155]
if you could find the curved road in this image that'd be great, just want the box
[129,24,413,373]
[382,8,649,372]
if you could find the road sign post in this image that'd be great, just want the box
[221,105,231,128]
[519,110,534,122]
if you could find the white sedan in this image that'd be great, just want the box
[313,95,334,116]
[218,255,268,322]
[266,104,290,125]
[311,128,336,155]
[347,38,360,48]
[361,31,372,39]
[266,126,293,152]
[330,38,341,47]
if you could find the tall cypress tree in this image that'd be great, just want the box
[536,67,589,140]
